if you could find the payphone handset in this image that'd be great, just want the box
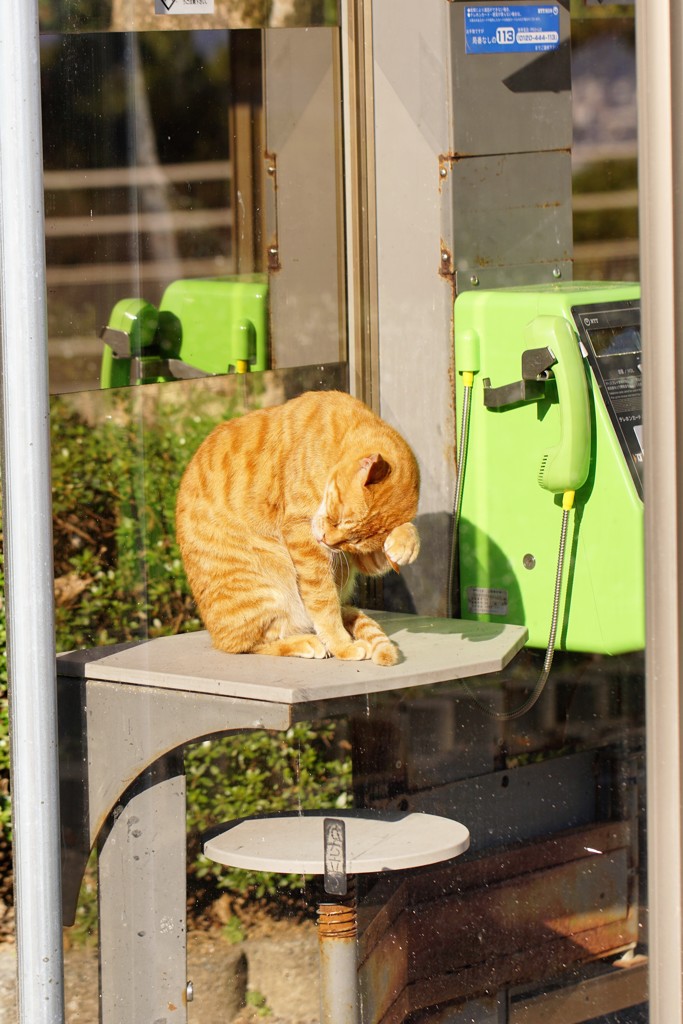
[454,282,644,663]
[529,315,591,497]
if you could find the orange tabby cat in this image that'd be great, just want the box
[175,390,420,666]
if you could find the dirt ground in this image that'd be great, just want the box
[0,915,321,1024]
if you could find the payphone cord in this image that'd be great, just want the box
[447,373,472,619]
[450,373,572,721]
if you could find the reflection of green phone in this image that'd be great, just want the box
[530,315,591,495]
[100,275,269,387]
[454,281,643,655]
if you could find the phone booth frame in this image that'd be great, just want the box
[1,1,682,1023]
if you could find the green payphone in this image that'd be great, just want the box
[100,274,268,387]
[454,281,643,657]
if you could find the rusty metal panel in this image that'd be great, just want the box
[358,909,410,1024]
[445,149,573,292]
[359,822,638,1023]
[508,957,647,1024]
[410,848,631,977]
[407,915,638,1018]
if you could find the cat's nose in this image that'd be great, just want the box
[311,518,325,544]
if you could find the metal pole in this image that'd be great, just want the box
[0,3,65,1023]
[317,888,360,1024]
[636,1,683,1020]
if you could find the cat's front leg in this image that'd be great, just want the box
[286,527,371,662]
[383,522,420,569]
[343,606,399,666]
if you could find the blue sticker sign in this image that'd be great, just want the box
[465,5,561,54]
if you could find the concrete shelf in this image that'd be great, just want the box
[57,611,527,704]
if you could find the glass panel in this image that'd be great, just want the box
[42,24,346,392]
[27,3,648,1024]
[572,3,638,282]
[43,29,252,391]
[52,363,345,652]
[352,4,645,1023]
[42,6,350,1011]
[53,363,349,1001]
[354,647,646,1019]
[39,0,339,33]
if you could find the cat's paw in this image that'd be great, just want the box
[384,522,420,568]
[330,639,372,662]
[254,634,327,659]
[296,636,329,659]
[370,639,399,667]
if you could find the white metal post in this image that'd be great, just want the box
[0,3,64,1023]
[636,0,683,1020]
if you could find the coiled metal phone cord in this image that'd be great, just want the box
[450,375,572,721]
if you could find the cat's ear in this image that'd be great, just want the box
[360,453,391,486]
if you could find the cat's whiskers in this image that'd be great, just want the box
[331,549,352,593]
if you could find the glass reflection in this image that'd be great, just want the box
[354,647,646,1020]
[42,29,259,392]
[51,362,346,651]
[42,22,346,393]
[39,0,339,33]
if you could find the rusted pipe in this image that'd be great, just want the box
[317,884,360,1024]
